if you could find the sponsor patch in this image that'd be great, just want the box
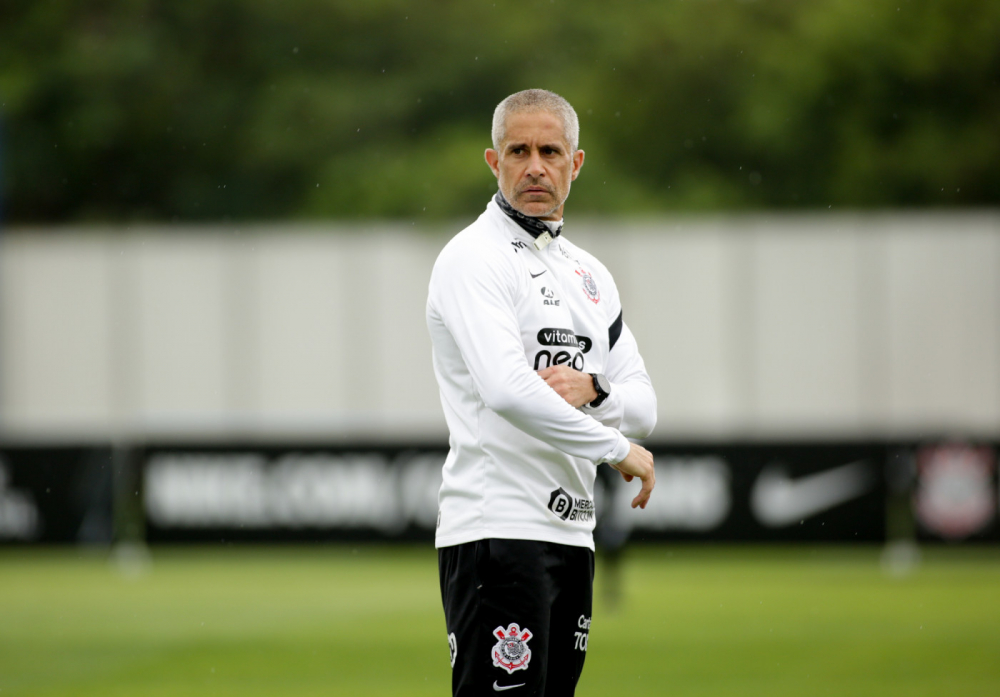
[448,632,458,668]
[547,487,595,522]
[536,328,592,353]
[492,623,532,674]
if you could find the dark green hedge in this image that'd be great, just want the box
[2,0,998,223]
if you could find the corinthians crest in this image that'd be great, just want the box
[575,268,600,304]
[491,623,533,674]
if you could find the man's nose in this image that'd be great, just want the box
[525,149,546,177]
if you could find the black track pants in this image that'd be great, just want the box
[439,539,594,697]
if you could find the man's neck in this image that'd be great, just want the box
[494,191,564,242]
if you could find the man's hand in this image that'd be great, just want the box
[537,365,597,408]
[612,443,655,509]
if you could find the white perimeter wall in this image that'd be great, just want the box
[1,211,998,443]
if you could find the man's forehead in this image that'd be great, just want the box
[502,110,568,145]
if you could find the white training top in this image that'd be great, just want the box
[427,197,657,550]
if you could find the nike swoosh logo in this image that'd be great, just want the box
[493,682,525,692]
[530,270,546,278]
[750,460,874,528]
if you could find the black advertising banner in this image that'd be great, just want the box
[613,443,888,543]
[141,446,446,543]
[2,440,996,544]
[138,442,894,544]
[0,447,113,544]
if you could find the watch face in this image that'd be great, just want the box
[594,373,610,396]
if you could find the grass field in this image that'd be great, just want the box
[1,544,998,696]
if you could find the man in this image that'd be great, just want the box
[426,89,657,696]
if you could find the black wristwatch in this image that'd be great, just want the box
[588,373,611,408]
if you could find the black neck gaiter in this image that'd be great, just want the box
[494,191,563,241]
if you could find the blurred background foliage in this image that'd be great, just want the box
[1,0,998,224]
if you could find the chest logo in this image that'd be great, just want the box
[540,287,560,306]
[576,269,600,304]
[537,328,592,353]
[492,623,533,674]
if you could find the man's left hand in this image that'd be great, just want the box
[537,365,598,408]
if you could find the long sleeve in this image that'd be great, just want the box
[583,320,657,439]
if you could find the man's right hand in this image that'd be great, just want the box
[611,443,655,509]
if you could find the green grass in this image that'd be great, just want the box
[1,545,998,696]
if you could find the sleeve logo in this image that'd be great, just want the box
[492,623,533,674]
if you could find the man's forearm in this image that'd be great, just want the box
[585,379,657,439]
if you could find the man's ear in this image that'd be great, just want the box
[571,149,585,181]
[485,148,500,179]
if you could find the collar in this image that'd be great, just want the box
[493,191,563,250]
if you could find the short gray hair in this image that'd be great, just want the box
[491,89,580,152]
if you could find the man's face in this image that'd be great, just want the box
[485,110,585,221]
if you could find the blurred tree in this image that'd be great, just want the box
[0,0,997,224]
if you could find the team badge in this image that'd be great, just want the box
[576,269,600,304]
[913,443,996,539]
[492,623,533,674]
